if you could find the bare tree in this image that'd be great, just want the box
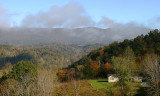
[0,66,58,96]
[32,67,58,96]
[0,79,24,96]
[143,54,160,96]
[70,69,80,96]
[72,79,80,96]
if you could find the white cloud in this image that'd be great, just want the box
[21,2,94,28]
[0,6,10,28]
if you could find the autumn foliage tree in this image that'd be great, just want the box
[99,47,104,56]
[90,61,99,77]
[57,70,66,82]
[90,61,99,71]
[104,63,112,71]
[66,68,75,81]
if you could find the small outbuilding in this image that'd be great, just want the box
[131,76,142,82]
[108,74,143,83]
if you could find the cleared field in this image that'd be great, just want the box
[87,79,115,90]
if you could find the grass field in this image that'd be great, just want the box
[87,79,121,96]
[87,79,115,90]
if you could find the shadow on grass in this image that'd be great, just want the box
[135,87,148,96]
[97,80,108,82]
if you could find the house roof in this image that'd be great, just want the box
[107,74,117,77]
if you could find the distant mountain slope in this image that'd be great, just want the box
[0,43,102,68]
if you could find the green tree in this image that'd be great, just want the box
[112,56,130,96]
[123,46,139,76]
[82,64,93,79]
[8,61,37,81]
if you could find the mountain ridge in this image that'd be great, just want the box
[0,27,150,45]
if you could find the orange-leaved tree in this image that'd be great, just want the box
[57,70,66,81]
[90,61,99,77]
[104,62,112,71]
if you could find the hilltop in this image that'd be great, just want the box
[68,29,160,78]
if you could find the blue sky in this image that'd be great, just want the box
[0,0,160,28]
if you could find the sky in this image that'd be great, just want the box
[0,0,160,28]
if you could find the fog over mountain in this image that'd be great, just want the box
[0,26,150,45]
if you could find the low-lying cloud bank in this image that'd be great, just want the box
[0,26,150,45]
[0,3,156,45]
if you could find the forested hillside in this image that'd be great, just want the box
[68,29,160,78]
[0,43,102,68]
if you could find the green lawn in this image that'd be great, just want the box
[88,79,146,96]
[87,79,115,90]
[88,79,142,89]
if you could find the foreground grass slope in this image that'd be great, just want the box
[53,79,144,96]
[54,80,106,96]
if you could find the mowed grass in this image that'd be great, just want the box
[88,79,115,90]
[88,79,121,95]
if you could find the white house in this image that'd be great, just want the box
[108,74,119,82]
